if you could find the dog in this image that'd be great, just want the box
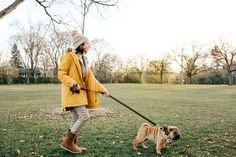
[132,123,180,155]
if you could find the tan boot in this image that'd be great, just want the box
[60,129,82,154]
[74,135,88,151]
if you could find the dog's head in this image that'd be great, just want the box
[161,126,180,140]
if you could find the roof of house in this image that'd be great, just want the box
[18,67,42,74]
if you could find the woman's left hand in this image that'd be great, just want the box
[103,91,109,97]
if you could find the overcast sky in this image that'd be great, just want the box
[1,0,236,62]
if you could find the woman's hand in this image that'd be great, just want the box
[103,91,109,97]
[70,83,80,93]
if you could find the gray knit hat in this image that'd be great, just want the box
[71,30,89,49]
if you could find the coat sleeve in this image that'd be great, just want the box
[87,69,108,93]
[84,69,108,109]
[58,54,77,87]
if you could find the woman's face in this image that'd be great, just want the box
[82,42,90,54]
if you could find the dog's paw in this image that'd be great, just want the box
[141,143,148,149]
[132,146,138,151]
[166,139,172,144]
[156,152,161,155]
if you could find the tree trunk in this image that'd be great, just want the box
[160,75,162,84]
[26,74,30,84]
[138,72,142,83]
[0,0,25,20]
[81,0,87,34]
[228,72,233,85]
[53,67,58,77]
[109,71,112,83]
[160,71,163,84]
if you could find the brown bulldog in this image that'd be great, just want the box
[132,123,180,155]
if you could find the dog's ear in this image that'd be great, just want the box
[161,126,169,135]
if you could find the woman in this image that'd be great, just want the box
[58,30,109,154]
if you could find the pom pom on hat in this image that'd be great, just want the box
[71,30,89,49]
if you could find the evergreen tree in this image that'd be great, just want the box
[10,43,22,67]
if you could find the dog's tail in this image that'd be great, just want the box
[140,123,150,128]
[136,123,150,136]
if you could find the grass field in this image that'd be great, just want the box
[0,84,235,157]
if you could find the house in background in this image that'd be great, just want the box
[4,66,19,77]
[18,67,43,78]
[0,66,43,78]
[45,68,56,78]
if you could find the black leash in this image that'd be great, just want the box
[79,88,158,126]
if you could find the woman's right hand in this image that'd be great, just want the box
[70,83,80,93]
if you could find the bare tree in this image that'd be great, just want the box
[122,57,134,76]
[14,24,46,83]
[174,43,207,84]
[74,0,119,34]
[131,54,148,83]
[92,53,119,83]
[1,0,119,32]
[46,31,71,77]
[103,53,120,83]
[147,56,171,84]
[211,38,236,85]
[0,0,25,20]
[39,51,52,78]
[89,38,112,82]
[90,38,110,68]
[0,50,3,66]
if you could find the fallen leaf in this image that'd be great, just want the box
[16,149,21,155]
[137,152,141,155]
[31,152,36,155]
[186,144,192,148]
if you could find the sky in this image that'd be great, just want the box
[1,0,236,66]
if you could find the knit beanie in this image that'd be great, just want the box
[71,30,89,50]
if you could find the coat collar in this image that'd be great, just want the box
[69,51,83,79]
[76,53,83,64]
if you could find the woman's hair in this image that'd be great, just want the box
[75,43,85,54]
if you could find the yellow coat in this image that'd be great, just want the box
[58,50,107,109]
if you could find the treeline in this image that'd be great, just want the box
[0,68,230,85]
[0,76,59,84]
[0,24,235,85]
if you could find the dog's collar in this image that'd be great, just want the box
[160,126,169,136]
[156,127,168,141]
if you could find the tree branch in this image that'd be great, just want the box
[0,0,25,20]
[91,0,118,6]
[35,0,62,28]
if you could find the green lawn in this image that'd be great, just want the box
[0,84,235,157]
